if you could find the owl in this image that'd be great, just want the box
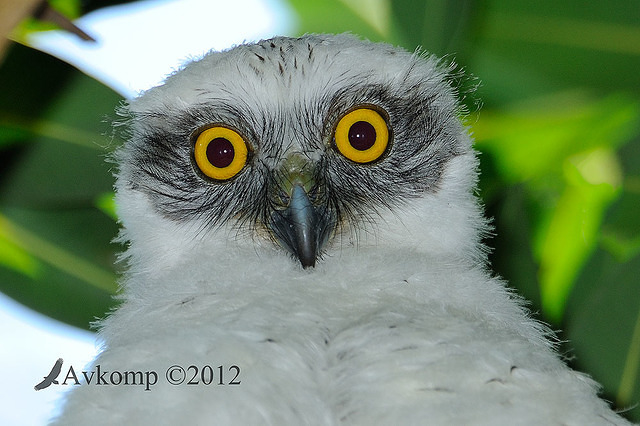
[51,34,633,425]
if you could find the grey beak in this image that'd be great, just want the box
[270,184,334,268]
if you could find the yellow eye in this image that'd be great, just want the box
[193,126,249,181]
[334,108,389,164]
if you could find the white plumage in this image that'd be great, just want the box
[51,34,633,425]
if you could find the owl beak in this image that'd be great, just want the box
[269,184,334,269]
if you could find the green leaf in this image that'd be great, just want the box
[564,246,640,420]
[285,0,399,43]
[619,307,640,413]
[536,149,622,321]
[473,93,640,322]
[95,191,118,221]
[389,0,478,56]
[0,233,41,279]
[570,129,640,418]
[0,43,122,328]
[483,12,640,56]
[474,93,640,184]
[0,212,117,293]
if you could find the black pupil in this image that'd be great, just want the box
[206,138,235,168]
[348,121,376,151]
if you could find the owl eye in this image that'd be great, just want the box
[333,107,390,164]
[193,126,249,181]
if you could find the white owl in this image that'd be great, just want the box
[50,34,633,425]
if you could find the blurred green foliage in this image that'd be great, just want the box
[0,43,120,326]
[0,0,638,421]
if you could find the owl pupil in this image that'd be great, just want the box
[348,121,376,151]
[207,138,235,168]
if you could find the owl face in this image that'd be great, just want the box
[116,34,475,269]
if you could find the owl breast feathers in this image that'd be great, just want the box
[51,34,633,425]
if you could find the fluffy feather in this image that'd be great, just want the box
[51,34,633,425]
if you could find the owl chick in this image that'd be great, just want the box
[51,34,633,425]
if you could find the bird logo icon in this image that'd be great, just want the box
[34,358,64,391]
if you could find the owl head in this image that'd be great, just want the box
[114,34,486,279]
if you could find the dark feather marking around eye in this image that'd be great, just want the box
[176,99,264,150]
[312,73,465,241]
[125,119,262,234]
